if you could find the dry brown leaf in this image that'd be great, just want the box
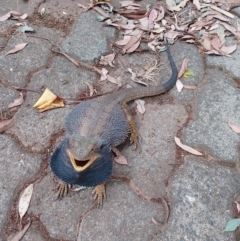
[99,53,115,67]
[135,99,146,115]
[183,85,197,90]
[148,8,158,28]
[5,43,28,56]
[115,36,131,45]
[208,14,229,22]
[201,3,235,19]
[126,38,141,53]
[100,68,108,81]
[156,6,165,21]
[112,147,130,166]
[234,201,240,214]
[176,79,184,92]
[175,137,203,155]
[219,22,239,36]
[220,44,237,55]
[164,30,179,41]
[19,184,33,221]
[122,33,141,53]
[201,36,212,51]
[0,118,14,133]
[84,82,94,96]
[211,36,222,51]
[151,217,161,225]
[20,13,28,20]
[0,11,22,22]
[127,68,136,81]
[118,23,136,30]
[10,221,31,241]
[170,0,189,11]
[178,58,188,79]
[33,88,64,112]
[107,75,122,87]
[193,0,201,10]
[228,122,240,133]
[8,92,24,108]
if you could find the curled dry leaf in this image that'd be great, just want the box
[107,75,122,87]
[19,184,33,221]
[228,122,240,133]
[115,36,131,45]
[5,43,28,56]
[234,201,240,215]
[178,58,188,79]
[0,118,14,133]
[176,79,184,92]
[127,68,136,81]
[99,53,115,67]
[221,44,237,55]
[112,147,129,166]
[0,11,22,22]
[201,3,235,19]
[84,82,94,96]
[151,217,161,226]
[8,92,24,108]
[10,221,31,241]
[100,68,108,81]
[33,88,64,112]
[122,33,141,54]
[135,99,146,115]
[175,137,203,155]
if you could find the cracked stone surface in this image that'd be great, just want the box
[157,156,240,241]
[184,69,240,162]
[61,10,115,62]
[0,84,19,111]
[115,103,187,198]
[0,27,63,87]
[206,45,240,78]
[0,135,42,240]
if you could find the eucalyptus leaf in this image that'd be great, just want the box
[96,14,107,22]
[225,219,240,232]
[21,26,34,33]
[183,70,195,78]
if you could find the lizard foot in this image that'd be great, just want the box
[92,183,106,208]
[57,181,70,200]
[130,130,141,151]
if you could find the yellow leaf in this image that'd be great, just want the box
[33,88,64,112]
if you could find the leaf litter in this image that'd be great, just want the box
[89,0,239,56]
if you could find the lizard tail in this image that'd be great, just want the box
[117,38,178,103]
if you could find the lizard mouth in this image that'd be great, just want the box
[67,149,100,172]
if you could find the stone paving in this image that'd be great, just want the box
[0,1,240,241]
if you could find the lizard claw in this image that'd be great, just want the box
[92,183,106,208]
[57,181,69,200]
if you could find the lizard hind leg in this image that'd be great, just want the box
[121,102,140,150]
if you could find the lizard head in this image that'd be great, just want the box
[66,135,104,172]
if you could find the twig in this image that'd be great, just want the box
[63,90,115,104]
[26,35,64,52]
[11,86,42,94]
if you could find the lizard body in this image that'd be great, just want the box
[50,40,177,205]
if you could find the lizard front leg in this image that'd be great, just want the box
[56,180,70,199]
[121,102,140,149]
[92,183,106,207]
